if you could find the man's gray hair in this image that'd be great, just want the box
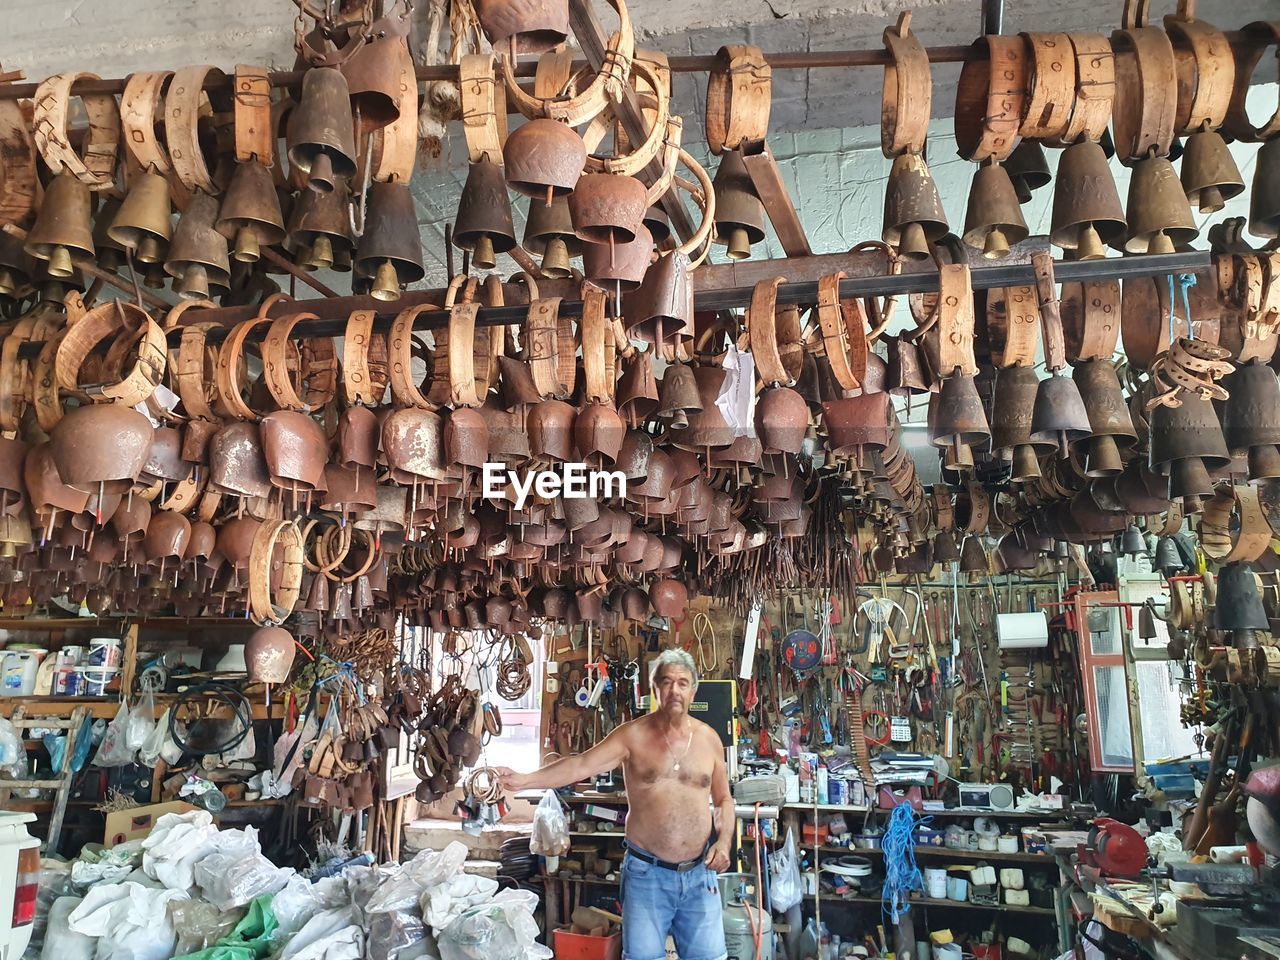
[650,648,698,688]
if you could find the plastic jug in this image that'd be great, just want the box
[2,649,46,696]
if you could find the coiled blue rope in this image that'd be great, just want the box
[881,801,926,923]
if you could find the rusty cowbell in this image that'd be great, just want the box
[503,119,586,202]
[287,177,353,270]
[1181,129,1244,214]
[963,161,1027,259]
[453,154,516,270]
[930,374,989,457]
[1029,373,1091,459]
[474,0,569,54]
[990,363,1040,481]
[355,181,425,302]
[1249,139,1280,240]
[288,67,358,193]
[1221,359,1280,480]
[883,153,947,260]
[216,161,287,263]
[712,148,765,260]
[523,195,579,279]
[1004,139,1051,204]
[570,172,648,253]
[1050,140,1126,260]
[164,192,231,300]
[1072,358,1138,478]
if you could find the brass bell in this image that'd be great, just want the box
[92,197,127,273]
[656,362,703,429]
[1181,129,1244,214]
[474,0,569,54]
[962,161,1028,259]
[1011,443,1042,483]
[883,153,947,260]
[932,529,960,564]
[1050,140,1126,259]
[216,162,287,263]
[1249,138,1280,240]
[625,250,693,344]
[503,118,586,201]
[1004,140,1050,204]
[1124,154,1198,254]
[712,148,765,260]
[108,169,172,264]
[355,181,425,302]
[1029,373,1092,459]
[990,364,1038,453]
[0,235,32,300]
[1221,359,1280,480]
[164,192,231,300]
[288,67,358,193]
[523,195,579,279]
[454,155,516,270]
[25,173,94,278]
[1073,358,1137,477]
[930,374,990,452]
[570,173,647,245]
[286,178,353,271]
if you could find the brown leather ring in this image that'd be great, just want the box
[342,310,380,407]
[987,285,1040,369]
[216,295,293,420]
[166,65,229,193]
[1200,483,1270,562]
[389,304,441,411]
[121,71,173,173]
[580,286,615,404]
[705,44,771,155]
[954,35,1027,162]
[233,65,273,165]
[1020,34,1077,142]
[1163,8,1233,134]
[817,272,862,394]
[1224,21,1280,142]
[1110,9,1178,160]
[936,264,977,378]
[747,276,794,387]
[1060,35,1115,145]
[55,301,167,406]
[32,72,120,189]
[262,312,337,413]
[880,12,930,158]
[459,54,506,164]
[248,519,304,625]
[0,97,37,225]
[1061,279,1121,362]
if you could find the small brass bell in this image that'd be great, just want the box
[453,155,516,270]
[288,67,358,193]
[286,178,353,271]
[1029,373,1091,458]
[109,169,172,264]
[962,161,1028,259]
[0,235,32,300]
[25,172,94,278]
[164,192,231,300]
[1124,154,1198,254]
[1004,140,1050,204]
[524,195,579,279]
[1050,140,1126,259]
[503,118,586,201]
[216,161,287,263]
[883,153,948,260]
[1180,129,1245,214]
[355,181,425,302]
[712,148,765,260]
[1011,443,1041,483]
[92,198,127,273]
[1249,138,1280,240]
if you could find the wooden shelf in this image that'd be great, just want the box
[781,802,1051,819]
[816,893,1055,916]
[742,840,1054,865]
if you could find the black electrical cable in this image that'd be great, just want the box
[168,681,255,757]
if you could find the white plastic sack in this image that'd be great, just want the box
[138,709,170,769]
[194,848,292,911]
[528,791,568,858]
[67,881,185,960]
[366,843,468,915]
[92,703,136,767]
[141,811,220,891]
[278,906,364,960]
[269,875,325,942]
[768,828,803,913]
[124,694,156,754]
[40,897,94,960]
[435,889,550,960]
[420,874,498,933]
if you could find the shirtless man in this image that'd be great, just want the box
[495,648,731,960]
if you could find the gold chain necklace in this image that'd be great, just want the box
[663,722,694,772]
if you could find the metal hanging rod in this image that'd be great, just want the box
[0,32,1254,101]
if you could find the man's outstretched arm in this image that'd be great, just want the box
[495,723,630,792]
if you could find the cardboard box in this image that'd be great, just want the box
[104,801,198,847]
[553,928,622,960]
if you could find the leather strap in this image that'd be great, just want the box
[372,37,418,183]
[816,272,863,394]
[954,35,1026,162]
[216,295,291,421]
[33,72,120,189]
[233,65,273,164]
[166,65,227,193]
[388,303,440,410]
[581,286,616,404]
[881,12,930,157]
[1020,34,1077,141]
[248,519,304,625]
[447,302,484,408]
[1163,0,1233,134]
[526,298,576,398]
[1033,252,1067,372]
[159,470,204,515]
[0,96,37,225]
[1061,35,1115,144]
[31,331,66,433]
[1061,279,1121,362]
[342,310,384,407]
[1225,21,1280,142]
[1236,255,1279,364]
[261,312,338,413]
[169,300,222,423]
[988,285,1039,368]
[1110,0,1178,160]
[931,486,954,531]
[460,54,507,164]
[964,482,991,535]
[535,47,577,99]
[584,61,670,177]
[55,301,167,406]
[936,264,977,378]
[748,277,803,387]
[704,44,771,155]
[1200,483,1271,563]
[121,71,172,173]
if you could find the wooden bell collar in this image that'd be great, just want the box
[1163,0,1233,135]
[168,299,223,423]
[954,35,1026,162]
[460,54,508,165]
[526,296,577,399]
[583,60,670,178]
[247,518,304,625]
[371,37,418,183]
[1061,35,1115,145]
[1110,0,1178,160]
[261,312,338,413]
[1019,33,1076,142]
[1061,279,1121,362]
[215,293,292,420]
[33,72,120,189]
[428,275,500,408]
[341,309,390,408]
[1200,483,1271,563]
[705,44,771,155]
[986,285,1040,368]
[389,302,442,411]
[233,65,273,165]
[0,91,37,226]
[580,285,618,405]
[746,277,804,388]
[55,300,167,407]
[121,72,173,173]
[1225,21,1280,142]
[816,272,869,394]
[881,11,930,158]
[165,65,231,194]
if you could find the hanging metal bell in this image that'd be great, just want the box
[1124,154,1198,254]
[570,173,647,245]
[756,387,809,455]
[24,173,94,277]
[216,162,287,263]
[625,250,693,343]
[712,148,765,260]
[618,352,659,425]
[108,169,172,264]
[355,181,425,302]
[1153,535,1183,575]
[581,223,651,290]
[503,119,586,201]
[1221,359,1280,480]
[887,336,930,396]
[1215,563,1269,649]
[1004,140,1051,204]
[1249,139,1280,240]
[50,404,154,496]
[0,234,33,300]
[959,535,990,575]
[883,153,948,260]
[1180,129,1244,214]
[523,195,579,279]
[644,203,671,246]
[454,155,516,270]
[341,36,406,133]
[1118,523,1147,558]
[1149,392,1231,471]
[286,178,353,271]
[990,364,1038,452]
[1050,140,1126,259]
[656,362,703,429]
[930,374,990,454]
[164,192,231,300]
[288,67,358,193]
[1011,443,1042,483]
[474,0,569,54]
[1029,373,1092,458]
[962,161,1027,259]
[932,529,960,563]
[92,197,126,273]
[1073,358,1137,477]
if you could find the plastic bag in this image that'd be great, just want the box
[267,876,324,943]
[435,889,551,960]
[195,849,292,912]
[125,693,156,753]
[528,791,568,861]
[0,717,23,777]
[142,811,221,891]
[768,828,802,913]
[277,906,364,960]
[67,880,186,960]
[366,909,431,960]
[420,875,498,933]
[171,899,247,955]
[71,841,144,887]
[139,709,171,769]
[92,703,136,767]
[40,897,94,960]
[366,844,467,915]
[171,894,278,960]
[26,864,77,960]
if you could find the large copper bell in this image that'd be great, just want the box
[618,351,659,425]
[1124,155,1198,254]
[51,404,154,496]
[287,179,353,270]
[503,119,586,201]
[217,161,287,263]
[246,625,296,683]
[1073,359,1138,478]
[1004,139,1051,204]
[575,404,625,468]
[209,422,273,499]
[454,155,516,270]
[342,38,404,133]
[1181,130,1244,214]
[582,223,651,291]
[756,387,809,455]
[570,173,647,245]
[1222,359,1280,480]
[990,364,1040,482]
[930,375,990,453]
[712,148,765,260]
[1249,139,1280,240]
[356,181,425,301]
[626,251,693,343]
[1149,393,1230,510]
[108,170,172,264]
[1029,373,1091,458]
[25,173,93,278]
[883,153,947,260]
[656,362,703,429]
[261,410,328,492]
[474,0,569,54]
[962,161,1027,259]
[382,408,447,483]
[1050,141,1126,259]
[523,196,579,279]
[165,192,231,299]
[288,68,358,193]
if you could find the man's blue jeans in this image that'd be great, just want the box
[619,845,728,960]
